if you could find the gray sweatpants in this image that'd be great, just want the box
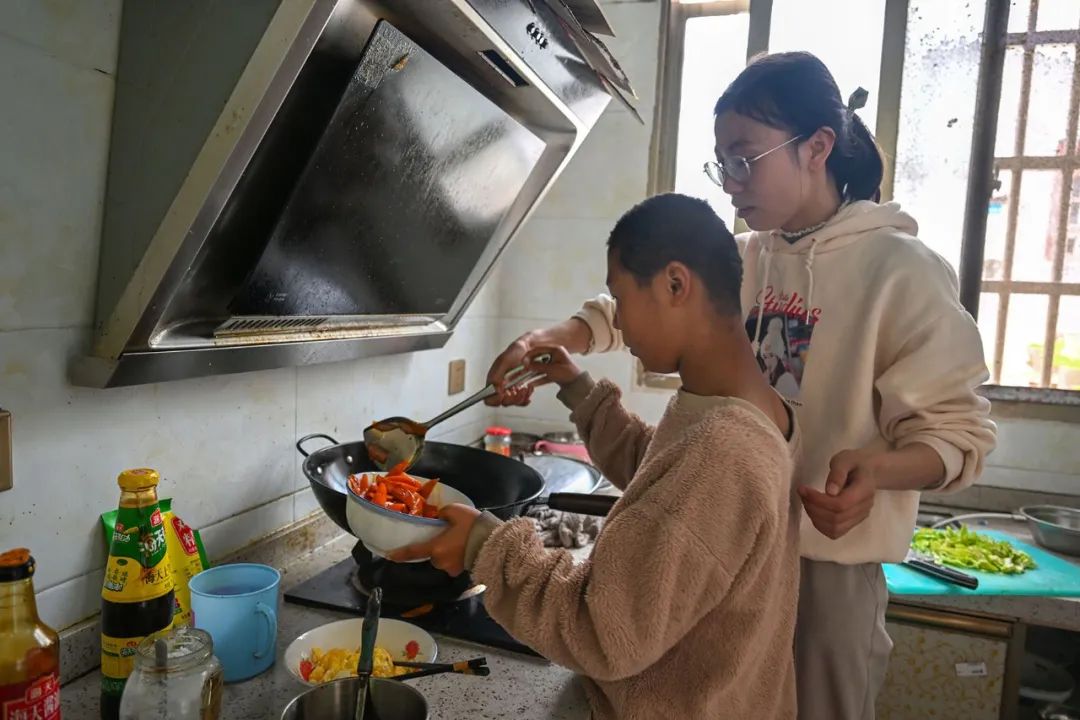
[795,559,894,720]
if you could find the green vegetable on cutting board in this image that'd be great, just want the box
[911,526,1037,575]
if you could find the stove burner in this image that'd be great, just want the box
[350,541,475,605]
[284,555,540,657]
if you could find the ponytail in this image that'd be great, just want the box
[826,89,885,202]
[714,52,885,202]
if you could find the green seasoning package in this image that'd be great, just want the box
[100,497,208,628]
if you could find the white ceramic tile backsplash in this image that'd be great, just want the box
[0,36,113,331]
[0,0,121,73]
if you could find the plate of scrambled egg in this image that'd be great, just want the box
[285,618,437,686]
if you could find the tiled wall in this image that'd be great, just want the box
[0,1,499,630]
[493,0,1080,496]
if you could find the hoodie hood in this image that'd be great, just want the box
[754,201,920,255]
[746,201,920,353]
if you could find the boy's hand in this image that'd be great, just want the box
[797,448,879,540]
[387,504,480,576]
[524,346,583,388]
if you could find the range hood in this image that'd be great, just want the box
[75,0,631,388]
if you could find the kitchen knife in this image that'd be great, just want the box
[903,550,979,590]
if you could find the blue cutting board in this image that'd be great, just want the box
[884,530,1080,597]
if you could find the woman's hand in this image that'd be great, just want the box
[387,504,481,577]
[798,448,879,540]
[524,346,584,388]
[485,319,593,406]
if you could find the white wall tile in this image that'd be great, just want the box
[35,567,104,632]
[985,418,1080,476]
[0,0,122,74]
[0,37,113,331]
[498,216,612,323]
[600,1,661,117]
[0,328,298,591]
[198,495,294,562]
[534,108,652,220]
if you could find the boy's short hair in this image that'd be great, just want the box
[607,193,742,315]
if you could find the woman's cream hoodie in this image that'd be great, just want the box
[576,201,997,564]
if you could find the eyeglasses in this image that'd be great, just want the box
[703,135,803,187]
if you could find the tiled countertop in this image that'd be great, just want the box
[60,535,589,720]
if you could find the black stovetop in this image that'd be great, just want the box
[283,554,539,657]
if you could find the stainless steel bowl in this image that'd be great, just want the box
[281,678,428,720]
[1020,505,1080,557]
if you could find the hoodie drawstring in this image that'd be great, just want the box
[804,238,819,325]
[750,239,775,356]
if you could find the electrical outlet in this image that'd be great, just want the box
[0,410,11,492]
[448,359,466,395]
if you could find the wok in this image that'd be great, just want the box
[297,434,618,536]
[297,434,548,533]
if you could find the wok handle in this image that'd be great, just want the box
[546,493,617,517]
[296,433,339,457]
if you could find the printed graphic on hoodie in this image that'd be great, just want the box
[746,285,821,400]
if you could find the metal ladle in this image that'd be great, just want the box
[363,354,551,471]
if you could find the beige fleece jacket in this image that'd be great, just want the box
[575,201,997,564]
[469,375,801,720]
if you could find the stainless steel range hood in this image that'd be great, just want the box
[74,0,627,388]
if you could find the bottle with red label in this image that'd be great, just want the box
[0,548,61,720]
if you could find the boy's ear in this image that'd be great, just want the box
[665,262,691,305]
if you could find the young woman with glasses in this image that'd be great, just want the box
[483,51,996,719]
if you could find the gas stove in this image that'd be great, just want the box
[283,541,539,656]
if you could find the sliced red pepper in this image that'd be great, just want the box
[417,478,439,500]
[372,481,388,507]
[388,485,423,515]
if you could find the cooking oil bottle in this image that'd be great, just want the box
[0,548,61,719]
[100,469,175,720]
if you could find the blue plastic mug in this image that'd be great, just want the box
[189,563,280,682]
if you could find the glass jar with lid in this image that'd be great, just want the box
[119,626,223,720]
[484,426,512,456]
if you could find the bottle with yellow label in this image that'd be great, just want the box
[100,469,175,720]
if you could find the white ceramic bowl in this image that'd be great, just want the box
[346,471,474,561]
[284,618,438,687]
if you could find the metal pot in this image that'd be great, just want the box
[1019,505,1080,557]
[281,677,427,720]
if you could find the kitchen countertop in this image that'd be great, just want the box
[59,509,1079,717]
[60,535,590,720]
[891,515,1080,631]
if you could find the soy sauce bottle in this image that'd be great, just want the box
[0,548,61,720]
[99,469,175,720]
